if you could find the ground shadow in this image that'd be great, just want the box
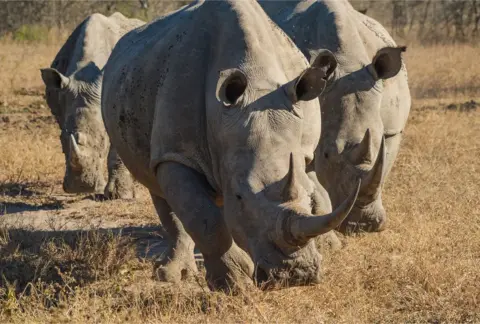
[4,225,203,261]
[0,224,204,297]
[0,201,61,215]
[0,225,203,296]
[0,182,47,198]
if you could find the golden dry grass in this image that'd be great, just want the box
[0,40,479,323]
[405,43,480,99]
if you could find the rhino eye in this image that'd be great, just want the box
[235,194,242,201]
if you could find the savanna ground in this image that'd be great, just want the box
[0,36,479,322]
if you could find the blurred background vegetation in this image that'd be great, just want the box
[0,0,479,44]
[0,0,189,42]
[351,0,480,43]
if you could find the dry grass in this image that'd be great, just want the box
[405,43,480,100]
[0,40,479,323]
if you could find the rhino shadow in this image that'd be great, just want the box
[0,182,48,198]
[0,225,202,297]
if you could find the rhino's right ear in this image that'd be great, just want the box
[41,68,69,90]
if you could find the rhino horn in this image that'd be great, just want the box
[283,153,300,201]
[286,178,361,244]
[350,128,373,165]
[69,134,83,166]
[360,135,386,197]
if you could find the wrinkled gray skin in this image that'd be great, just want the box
[102,0,360,291]
[261,0,411,233]
[40,13,144,199]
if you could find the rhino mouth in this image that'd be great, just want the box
[254,265,271,287]
[253,255,321,289]
[338,201,387,233]
[254,264,293,290]
[62,172,105,194]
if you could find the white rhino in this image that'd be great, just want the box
[102,0,360,290]
[40,12,144,199]
[260,0,411,233]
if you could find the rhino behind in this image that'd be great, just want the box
[102,0,359,291]
[260,0,411,233]
[41,12,144,198]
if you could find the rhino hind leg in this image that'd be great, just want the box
[156,162,254,292]
[150,194,198,282]
[104,146,135,199]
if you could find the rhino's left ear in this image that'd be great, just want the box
[41,68,69,90]
[372,46,406,80]
[311,49,337,79]
[294,50,336,102]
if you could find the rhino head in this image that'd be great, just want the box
[41,63,108,194]
[209,54,360,287]
[313,46,406,233]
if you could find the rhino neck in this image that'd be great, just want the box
[318,0,371,68]
[73,63,103,105]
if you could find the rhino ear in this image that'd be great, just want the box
[311,49,337,79]
[294,50,336,102]
[216,69,248,106]
[41,68,69,90]
[372,46,406,80]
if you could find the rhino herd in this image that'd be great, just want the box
[40,0,410,291]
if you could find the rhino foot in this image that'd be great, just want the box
[338,199,387,234]
[105,147,135,200]
[104,175,135,200]
[154,242,198,283]
[204,243,254,293]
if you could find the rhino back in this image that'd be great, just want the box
[51,13,144,78]
[102,0,312,195]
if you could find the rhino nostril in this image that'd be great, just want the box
[324,152,329,159]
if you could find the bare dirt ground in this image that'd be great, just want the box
[0,40,479,323]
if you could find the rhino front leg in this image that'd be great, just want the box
[156,162,254,292]
[150,194,197,282]
[104,146,135,199]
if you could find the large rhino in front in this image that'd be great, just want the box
[40,13,144,199]
[260,0,411,233]
[102,0,360,290]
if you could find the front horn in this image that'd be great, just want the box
[359,135,386,198]
[283,153,300,202]
[285,178,361,244]
[69,134,83,167]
